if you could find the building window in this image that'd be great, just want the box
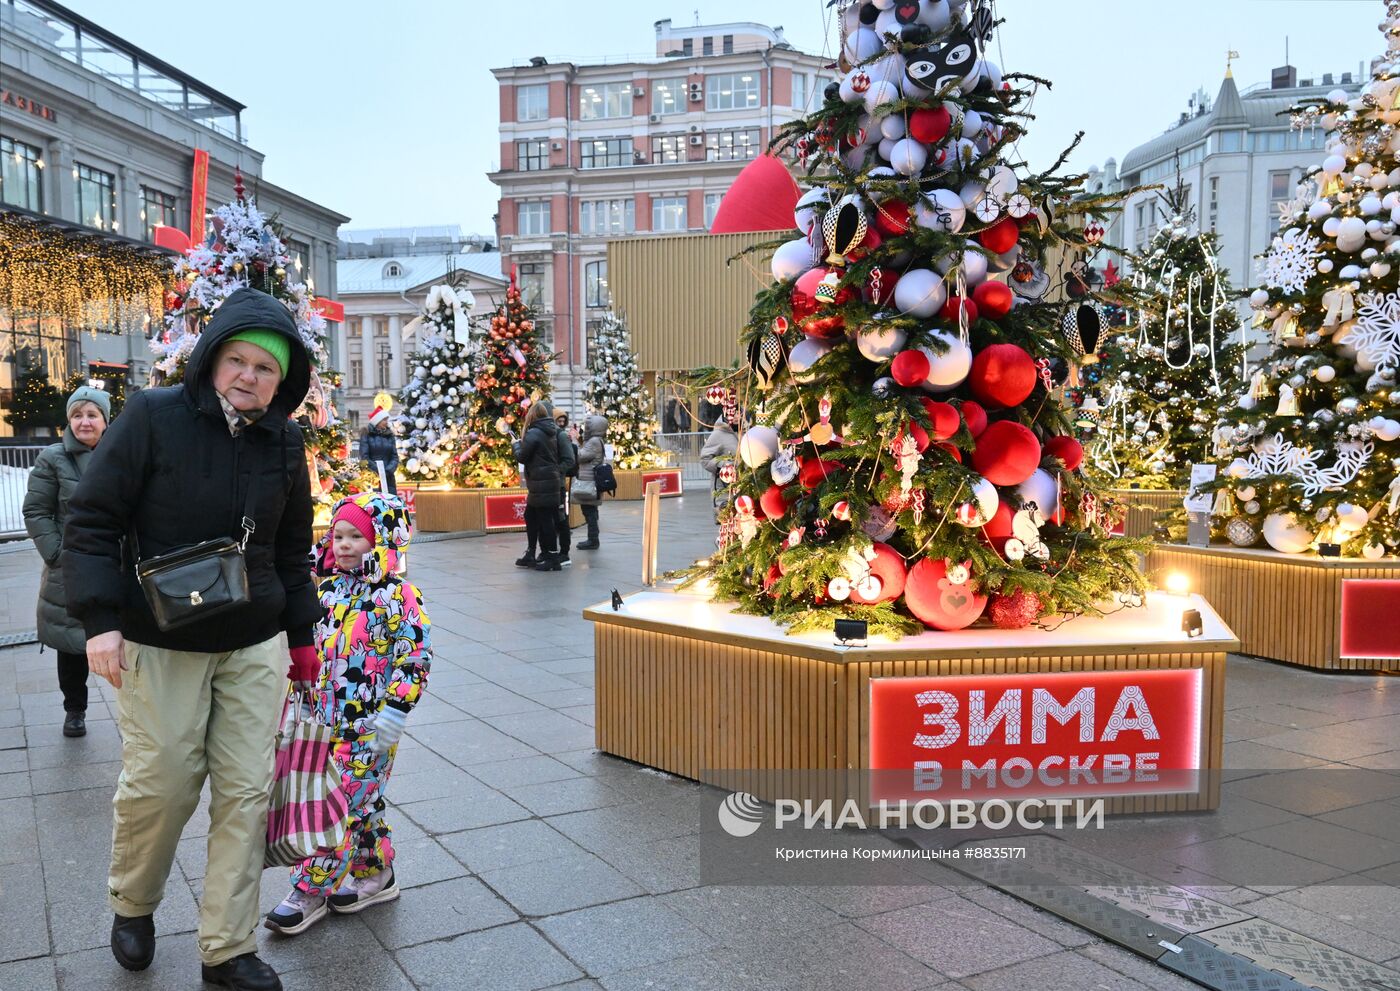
[585,260,608,307]
[580,137,632,169]
[376,348,391,385]
[682,38,693,56]
[652,195,688,232]
[705,192,724,229]
[580,198,635,235]
[1269,170,1294,233]
[139,186,177,241]
[1208,176,1219,232]
[1,137,44,212]
[517,139,549,171]
[384,261,403,278]
[349,358,363,388]
[1214,130,1243,153]
[703,36,714,56]
[651,76,685,116]
[723,34,734,54]
[517,200,551,236]
[374,317,389,338]
[518,262,546,307]
[706,128,760,162]
[74,163,116,231]
[651,133,686,164]
[518,83,549,122]
[706,72,759,111]
[791,73,810,110]
[579,81,631,120]
[287,239,311,282]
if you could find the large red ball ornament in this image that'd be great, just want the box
[801,314,846,340]
[972,280,1014,319]
[792,266,831,318]
[1043,435,1085,471]
[799,457,844,490]
[921,399,960,440]
[872,199,911,236]
[959,400,989,438]
[760,484,794,520]
[763,562,783,593]
[989,589,1043,630]
[850,542,907,605]
[904,558,988,631]
[936,441,962,463]
[978,217,1021,255]
[940,295,980,326]
[981,502,1015,551]
[909,106,952,144]
[891,349,932,387]
[968,343,1037,409]
[903,422,931,454]
[971,420,1042,485]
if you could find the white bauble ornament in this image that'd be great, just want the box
[788,338,834,382]
[915,189,966,233]
[918,0,952,31]
[844,27,882,63]
[1226,458,1251,478]
[1236,486,1256,502]
[1315,365,1336,383]
[889,138,928,176]
[1335,503,1369,532]
[1362,195,1384,216]
[893,268,947,317]
[880,115,907,140]
[1249,288,1270,309]
[1016,469,1060,521]
[877,138,897,161]
[921,334,973,393]
[961,109,985,140]
[738,426,781,468]
[838,67,871,105]
[1307,200,1332,221]
[794,188,826,234]
[959,181,987,211]
[863,80,900,114]
[1372,417,1400,441]
[1322,154,1347,175]
[1363,542,1387,560]
[986,165,1018,202]
[1322,217,1343,237]
[856,324,908,362]
[406,458,420,473]
[414,417,427,430]
[955,476,1000,527]
[1262,513,1314,554]
[938,248,989,287]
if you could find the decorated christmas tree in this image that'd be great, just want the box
[458,275,553,488]
[1084,185,1246,489]
[398,283,481,484]
[1207,11,1400,560]
[687,0,1146,637]
[581,312,666,469]
[152,175,372,516]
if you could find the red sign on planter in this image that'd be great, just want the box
[869,668,1202,802]
[640,468,683,495]
[483,493,529,531]
[1340,579,1400,660]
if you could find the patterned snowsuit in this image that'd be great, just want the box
[291,493,431,895]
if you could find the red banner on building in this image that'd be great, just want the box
[483,493,529,531]
[313,297,345,322]
[189,149,210,243]
[1340,579,1400,660]
[640,468,683,496]
[869,668,1202,802]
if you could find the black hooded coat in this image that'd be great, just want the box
[63,287,320,652]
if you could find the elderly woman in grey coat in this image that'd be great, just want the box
[22,385,111,738]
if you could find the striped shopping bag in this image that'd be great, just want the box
[264,695,350,868]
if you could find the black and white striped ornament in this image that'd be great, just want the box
[1062,301,1105,363]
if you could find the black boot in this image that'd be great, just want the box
[577,539,600,550]
[202,952,282,991]
[111,913,155,971]
[63,711,86,737]
[514,553,537,568]
[535,555,562,572]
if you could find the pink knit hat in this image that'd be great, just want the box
[331,500,376,547]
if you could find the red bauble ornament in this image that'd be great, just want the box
[921,399,960,440]
[801,314,846,340]
[971,281,1014,319]
[872,199,911,236]
[799,456,844,490]
[936,441,962,463]
[891,349,931,387]
[904,558,987,631]
[763,562,783,594]
[908,106,952,144]
[978,217,1021,255]
[968,343,1037,409]
[959,400,989,438]
[791,266,831,318]
[760,483,794,520]
[902,422,931,454]
[981,502,1014,552]
[940,295,980,326]
[989,589,1043,630]
[850,542,907,605]
[971,420,1042,486]
[1043,435,1085,471]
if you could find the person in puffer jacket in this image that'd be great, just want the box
[264,492,431,937]
[573,413,608,549]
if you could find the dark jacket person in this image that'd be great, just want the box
[512,401,562,570]
[63,287,319,991]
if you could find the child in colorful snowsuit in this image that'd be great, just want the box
[265,492,431,935]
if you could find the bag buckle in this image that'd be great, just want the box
[190,590,203,606]
[239,516,256,552]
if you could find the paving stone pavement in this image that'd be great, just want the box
[0,494,1396,991]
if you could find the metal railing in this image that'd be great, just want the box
[0,446,47,540]
[658,431,715,485]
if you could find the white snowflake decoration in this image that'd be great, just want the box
[1259,228,1322,295]
[1353,290,1400,367]
[1243,433,1373,497]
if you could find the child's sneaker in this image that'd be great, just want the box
[327,869,399,914]
[263,888,327,935]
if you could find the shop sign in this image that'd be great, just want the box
[1,89,56,122]
[483,493,528,531]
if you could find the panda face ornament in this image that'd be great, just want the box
[904,27,978,95]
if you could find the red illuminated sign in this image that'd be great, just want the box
[1340,579,1400,660]
[483,493,529,531]
[1,89,56,122]
[869,668,1202,802]
[189,149,209,242]
[640,468,683,496]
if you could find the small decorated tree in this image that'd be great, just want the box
[581,312,666,469]
[398,284,480,484]
[3,370,65,436]
[153,177,372,515]
[459,276,553,487]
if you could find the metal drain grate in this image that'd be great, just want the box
[1159,936,1317,991]
[0,630,38,647]
[1086,884,1254,934]
[991,881,1188,960]
[1199,919,1400,991]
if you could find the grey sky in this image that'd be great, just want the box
[78,0,1386,234]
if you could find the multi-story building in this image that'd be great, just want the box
[335,227,506,427]
[489,16,828,414]
[1093,63,1365,288]
[1,0,347,436]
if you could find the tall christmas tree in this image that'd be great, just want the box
[458,275,553,488]
[1208,9,1400,560]
[1084,185,1246,489]
[689,0,1145,637]
[581,312,666,469]
[153,177,372,516]
[398,283,480,484]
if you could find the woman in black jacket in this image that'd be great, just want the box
[512,400,562,571]
[360,405,398,494]
[63,287,319,991]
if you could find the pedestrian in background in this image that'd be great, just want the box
[553,408,577,567]
[23,384,111,738]
[360,405,398,494]
[573,413,608,550]
[700,413,738,524]
[513,400,562,571]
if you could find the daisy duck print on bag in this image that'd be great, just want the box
[265,492,431,936]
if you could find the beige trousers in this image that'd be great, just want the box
[109,635,284,966]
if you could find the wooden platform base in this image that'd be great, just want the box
[413,487,584,534]
[613,468,684,501]
[1147,544,1400,672]
[586,589,1235,814]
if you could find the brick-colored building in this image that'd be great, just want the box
[489,17,827,415]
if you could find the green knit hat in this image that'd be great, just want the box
[225,329,291,379]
